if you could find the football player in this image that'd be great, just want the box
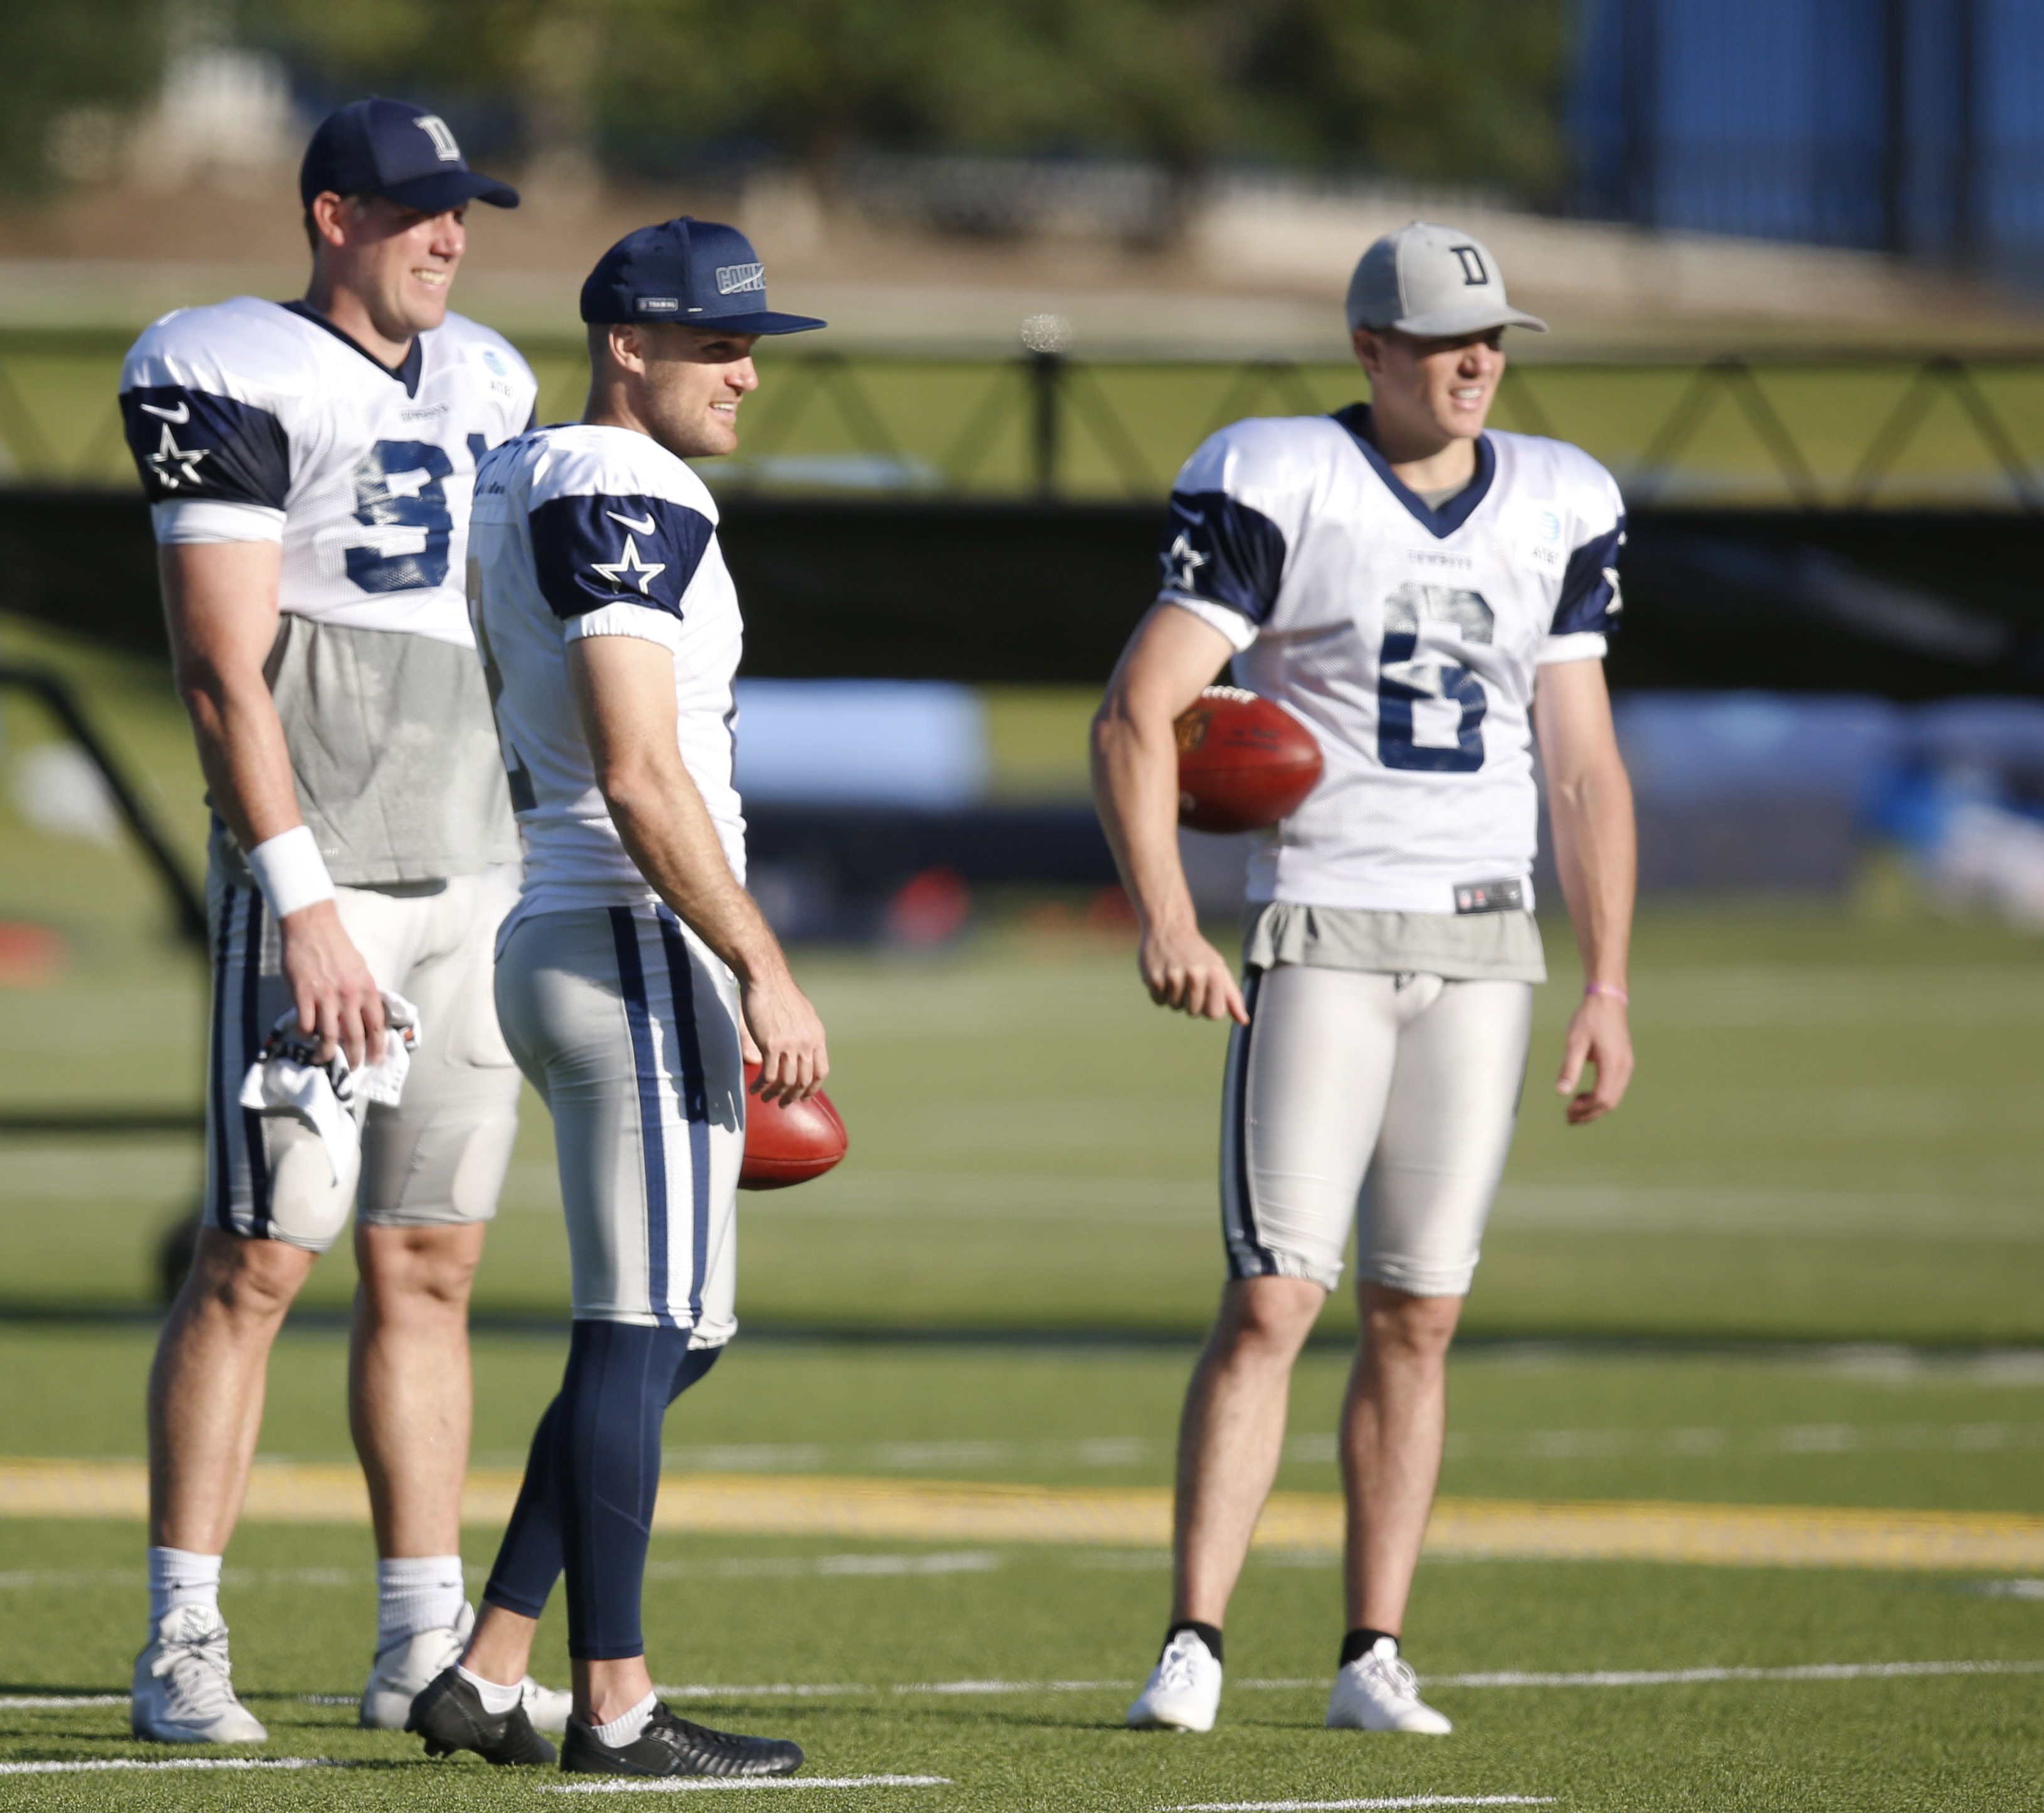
[401,218,828,1776]
[1095,222,1636,1735]
[118,100,569,1740]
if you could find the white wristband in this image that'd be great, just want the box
[246,825,335,920]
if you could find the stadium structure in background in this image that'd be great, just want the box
[1574,0,2044,282]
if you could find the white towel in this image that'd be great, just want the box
[237,991,421,1183]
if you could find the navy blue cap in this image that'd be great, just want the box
[300,97,519,214]
[579,218,825,335]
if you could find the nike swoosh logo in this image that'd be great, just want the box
[606,510,656,535]
[140,401,191,423]
[1171,502,1205,525]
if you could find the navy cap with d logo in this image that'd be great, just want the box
[579,218,825,336]
[300,97,519,214]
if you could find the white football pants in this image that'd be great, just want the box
[204,859,523,1251]
[493,903,742,1340]
[1220,965,1533,1298]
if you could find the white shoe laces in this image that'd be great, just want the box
[1359,1648,1423,1703]
[150,1615,239,1721]
[1155,1633,1210,1693]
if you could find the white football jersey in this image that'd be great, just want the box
[1160,406,1624,913]
[120,297,538,648]
[468,423,747,929]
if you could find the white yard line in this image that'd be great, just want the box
[894,1678,1127,1695]
[546,1775,951,1795]
[0,1696,129,1709]
[656,1685,875,1699]
[1165,1799,1554,1811]
[666,1656,2044,1700]
[1430,1659,2044,1687]
[0,1757,344,1774]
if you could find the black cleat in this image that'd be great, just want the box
[406,1664,557,1767]
[560,1702,804,1777]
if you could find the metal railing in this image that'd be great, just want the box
[7,327,2044,509]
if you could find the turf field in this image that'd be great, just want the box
[2,619,2043,1804]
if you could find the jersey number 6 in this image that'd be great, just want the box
[1376,583,1491,773]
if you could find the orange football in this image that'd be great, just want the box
[1174,686,1324,833]
[739,1061,848,1190]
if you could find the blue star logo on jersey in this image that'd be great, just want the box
[590,523,667,595]
[145,423,211,490]
[1162,531,1208,593]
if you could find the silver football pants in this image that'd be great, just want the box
[493,903,742,1340]
[1220,965,1533,1298]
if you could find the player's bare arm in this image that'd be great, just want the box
[1534,657,1637,1124]
[161,541,385,1069]
[568,633,827,1102]
[1092,603,1248,1025]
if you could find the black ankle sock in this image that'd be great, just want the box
[1165,1620,1224,1666]
[1340,1627,1398,1666]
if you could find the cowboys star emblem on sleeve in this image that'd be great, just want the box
[1162,531,1209,593]
[146,423,211,490]
[591,532,666,595]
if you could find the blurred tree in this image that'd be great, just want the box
[249,0,1565,201]
[1225,0,1569,197]
[0,0,165,196]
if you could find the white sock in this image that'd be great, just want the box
[593,1691,658,1748]
[456,1665,524,1717]
[377,1555,466,1651]
[146,1546,221,1629]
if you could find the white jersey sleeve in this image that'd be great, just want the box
[120,299,538,648]
[1151,410,1625,914]
[469,424,747,926]
[1157,417,1321,653]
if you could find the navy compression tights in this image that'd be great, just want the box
[482,1320,720,1661]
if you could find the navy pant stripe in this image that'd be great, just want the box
[608,907,675,1328]
[238,887,272,1237]
[206,884,235,1232]
[655,908,711,1326]
[1223,968,1277,1278]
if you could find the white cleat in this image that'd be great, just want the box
[1125,1628,1223,1732]
[359,1601,572,1733]
[1325,1637,1453,1734]
[131,1605,269,1744]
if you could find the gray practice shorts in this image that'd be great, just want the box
[204,859,523,1251]
[1220,964,1534,1298]
[493,904,742,1341]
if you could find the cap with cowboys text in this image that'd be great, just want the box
[300,97,519,214]
[580,218,826,336]
[1346,221,1546,337]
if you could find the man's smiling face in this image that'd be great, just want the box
[322,194,467,343]
[633,324,761,460]
[1354,325,1506,448]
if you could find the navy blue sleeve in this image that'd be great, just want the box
[120,386,290,507]
[528,492,715,621]
[1157,489,1288,626]
[1553,516,1625,637]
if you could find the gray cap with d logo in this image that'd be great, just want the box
[1346,221,1547,337]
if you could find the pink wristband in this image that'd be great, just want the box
[1584,982,1629,1005]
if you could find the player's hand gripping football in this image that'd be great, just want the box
[1140,918,1250,1025]
[280,899,386,1070]
[740,970,830,1105]
[1555,988,1633,1124]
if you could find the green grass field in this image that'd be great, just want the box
[2,619,2043,1805]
